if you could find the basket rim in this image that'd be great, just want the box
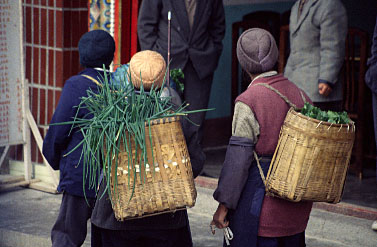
[290,108,355,128]
[145,116,180,126]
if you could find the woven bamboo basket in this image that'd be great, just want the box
[265,108,355,203]
[108,116,197,221]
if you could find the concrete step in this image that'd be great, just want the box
[306,209,377,247]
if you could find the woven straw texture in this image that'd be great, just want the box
[109,117,196,221]
[265,108,355,203]
[129,50,166,90]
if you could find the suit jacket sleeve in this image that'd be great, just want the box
[318,0,347,84]
[366,16,377,93]
[208,0,225,56]
[368,16,377,66]
[137,0,162,50]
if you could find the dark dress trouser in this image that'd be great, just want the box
[313,100,343,112]
[91,224,193,247]
[51,192,95,247]
[89,179,193,247]
[226,159,306,247]
[373,93,377,178]
[181,59,214,177]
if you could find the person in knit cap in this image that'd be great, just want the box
[90,50,193,247]
[43,29,115,247]
[111,50,183,106]
[128,50,167,90]
[211,28,313,247]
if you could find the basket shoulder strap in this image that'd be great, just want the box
[253,83,300,110]
[81,74,102,87]
[299,90,307,104]
[253,151,267,187]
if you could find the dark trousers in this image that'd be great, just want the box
[181,59,213,177]
[257,232,306,247]
[51,193,95,247]
[313,100,343,112]
[226,159,270,247]
[91,224,193,247]
[373,93,377,178]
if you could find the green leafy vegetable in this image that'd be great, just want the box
[300,102,350,124]
[170,68,184,93]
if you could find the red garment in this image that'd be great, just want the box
[236,74,311,155]
[236,74,313,237]
[259,196,313,237]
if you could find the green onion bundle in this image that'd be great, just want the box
[59,68,210,202]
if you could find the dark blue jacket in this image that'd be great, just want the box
[366,16,377,93]
[42,68,109,198]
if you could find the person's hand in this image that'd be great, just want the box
[210,203,229,234]
[318,83,332,97]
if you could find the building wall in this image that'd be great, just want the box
[10,0,88,163]
[8,0,376,172]
[207,0,377,119]
[9,0,138,184]
[207,1,295,119]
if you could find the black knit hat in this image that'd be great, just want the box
[78,30,115,69]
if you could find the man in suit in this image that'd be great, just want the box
[137,0,226,177]
[365,16,377,231]
[284,0,347,111]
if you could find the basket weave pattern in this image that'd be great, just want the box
[265,108,355,203]
[109,117,197,220]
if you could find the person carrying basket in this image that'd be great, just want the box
[211,28,313,247]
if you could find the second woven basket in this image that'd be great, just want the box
[265,108,355,203]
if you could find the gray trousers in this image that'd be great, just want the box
[51,192,95,247]
[181,59,213,177]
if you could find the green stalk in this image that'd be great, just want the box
[51,68,214,205]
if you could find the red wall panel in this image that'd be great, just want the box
[13,0,138,164]
[11,0,88,163]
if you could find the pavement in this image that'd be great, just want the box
[1,177,377,247]
[1,146,377,246]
